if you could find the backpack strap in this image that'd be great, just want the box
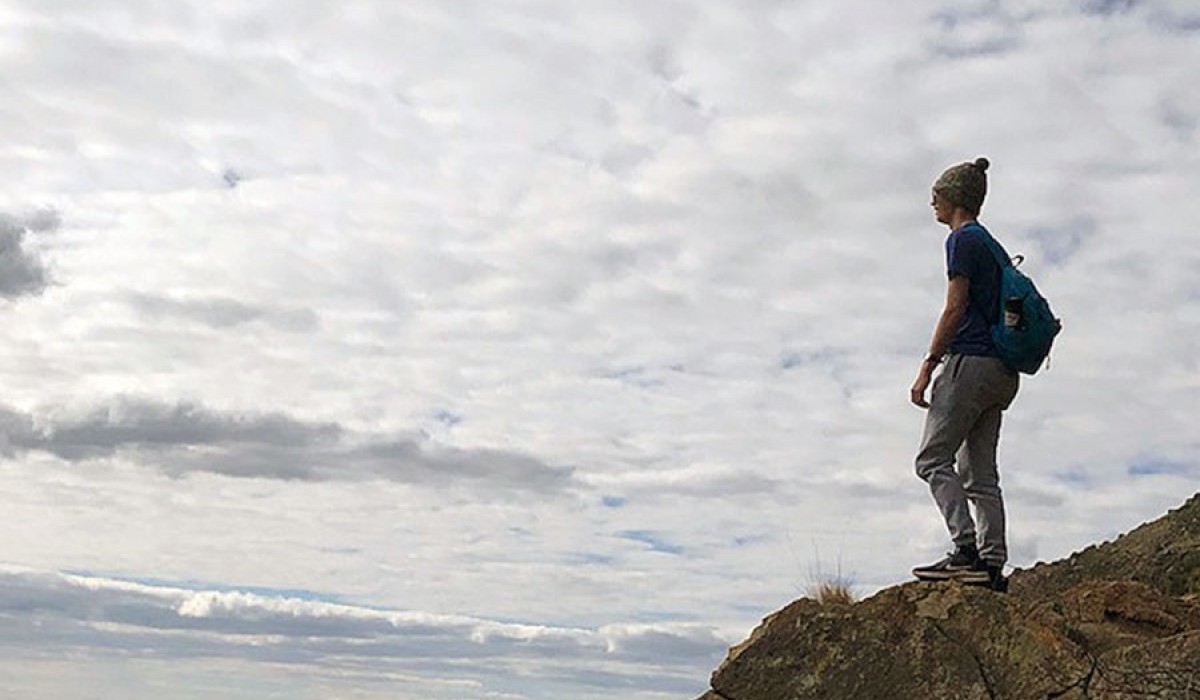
[962,222,1015,270]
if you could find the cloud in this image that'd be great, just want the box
[0,567,728,699]
[0,398,573,492]
[128,293,320,333]
[582,463,783,498]
[1150,2,1200,32]
[927,4,1029,58]
[349,439,575,491]
[0,1,1198,697]
[0,209,60,299]
[19,399,338,459]
[1159,97,1198,142]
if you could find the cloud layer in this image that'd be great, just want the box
[0,209,60,299]
[0,567,725,700]
[1,397,573,490]
[0,0,1197,698]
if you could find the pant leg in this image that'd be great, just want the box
[957,357,1019,565]
[960,405,1006,564]
[914,355,984,548]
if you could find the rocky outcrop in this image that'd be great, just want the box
[697,493,1200,700]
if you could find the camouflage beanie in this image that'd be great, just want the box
[933,157,990,215]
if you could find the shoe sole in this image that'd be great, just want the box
[912,568,989,583]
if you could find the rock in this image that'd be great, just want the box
[696,492,1200,700]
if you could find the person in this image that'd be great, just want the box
[909,157,1019,592]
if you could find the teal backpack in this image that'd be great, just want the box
[967,223,1062,375]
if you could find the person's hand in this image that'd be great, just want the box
[910,362,934,408]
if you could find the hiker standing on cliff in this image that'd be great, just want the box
[909,157,1019,593]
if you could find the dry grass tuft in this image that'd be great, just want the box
[808,577,857,606]
[799,545,857,605]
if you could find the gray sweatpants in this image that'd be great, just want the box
[915,354,1019,565]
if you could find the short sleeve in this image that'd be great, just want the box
[945,230,982,281]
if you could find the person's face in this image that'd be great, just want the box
[931,190,954,225]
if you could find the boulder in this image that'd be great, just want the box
[697,493,1200,700]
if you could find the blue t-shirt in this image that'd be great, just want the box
[945,222,1002,357]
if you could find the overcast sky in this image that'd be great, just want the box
[1,0,1197,698]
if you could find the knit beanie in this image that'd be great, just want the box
[933,157,990,215]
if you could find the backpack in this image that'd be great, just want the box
[968,224,1062,375]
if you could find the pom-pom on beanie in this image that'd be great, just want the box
[933,157,990,215]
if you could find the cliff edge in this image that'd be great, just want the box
[697,492,1200,700]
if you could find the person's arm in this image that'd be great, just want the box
[910,275,970,408]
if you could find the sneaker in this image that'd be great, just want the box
[960,564,1008,590]
[990,568,1009,593]
[912,544,984,582]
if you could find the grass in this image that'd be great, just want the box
[808,577,857,606]
[789,534,858,605]
[804,550,858,605]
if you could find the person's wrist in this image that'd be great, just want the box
[923,354,942,366]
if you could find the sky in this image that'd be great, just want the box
[0,0,1197,698]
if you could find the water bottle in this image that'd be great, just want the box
[1004,297,1022,329]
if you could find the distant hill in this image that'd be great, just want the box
[696,492,1200,700]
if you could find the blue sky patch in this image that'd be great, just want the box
[781,349,839,370]
[1082,0,1139,16]
[928,7,1024,58]
[602,495,628,509]
[434,410,463,427]
[601,367,664,389]
[1023,218,1095,266]
[732,533,770,548]
[63,572,343,604]
[1128,459,1190,477]
[566,552,616,566]
[618,530,684,556]
[1053,468,1094,486]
